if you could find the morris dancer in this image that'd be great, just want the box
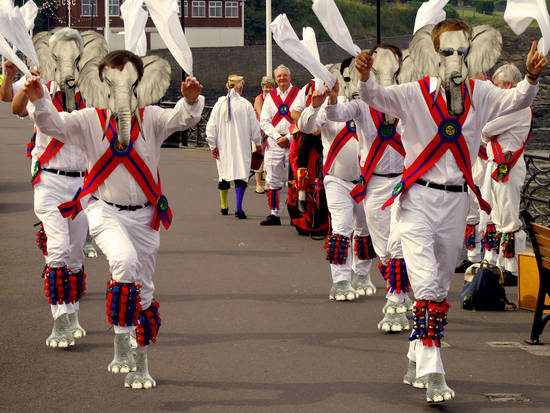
[259,64,300,225]
[326,45,410,333]
[24,50,204,389]
[480,63,532,286]
[8,29,95,349]
[206,74,261,219]
[298,88,374,301]
[355,19,546,402]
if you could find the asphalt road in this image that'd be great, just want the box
[0,103,549,413]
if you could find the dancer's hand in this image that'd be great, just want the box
[525,41,548,85]
[310,91,326,108]
[22,76,44,102]
[325,80,339,105]
[211,148,219,159]
[181,77,203,103]
[276,136,290,148]
[4,61,17,77]
[355,51,373,82]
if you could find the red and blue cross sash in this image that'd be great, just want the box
[322,120,358,178]
[349,108,405,203]
[490,108,533,183]
[478,144,488,161]
[269,86,300,127]
[29,82,86,185]
[58,108,173,231]
[305,82,315,107]
[381,76,491,214]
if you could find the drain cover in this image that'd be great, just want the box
[484,393,530,402]
[486,341,522,348]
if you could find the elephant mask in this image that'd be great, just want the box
[34,28,108,113]
[399,23,502,116]
[78,55,172,148]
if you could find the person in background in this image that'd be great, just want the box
[253,76,276,194]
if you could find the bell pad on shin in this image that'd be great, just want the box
[381,258,410,294]
[124,352,156,389]
[46,313,75,348]
[409,299,450,347]
[43,266,75,305]
[108,333,137,374]
[106,281,142,327]
[136,301,162,347]
[324,234,351,265]
[353,235,376,260]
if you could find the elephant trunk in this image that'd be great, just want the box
[445,71,465,117]
[61,75,77,113]
[115,109,132,148]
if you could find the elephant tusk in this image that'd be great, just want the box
[135,110,146,142]
[465,80,475,111]
[102,109,112,140]
[432,78,442,109]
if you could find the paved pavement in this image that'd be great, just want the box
[0,103,549,413]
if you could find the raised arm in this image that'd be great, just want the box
[481,108,531,142]
[12,89,30,116]
[0,61,17,102]
[323,80,361,123]
[298,91,327,134]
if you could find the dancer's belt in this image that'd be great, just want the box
[92,195,151,211]
[372,172,402,178]
[42,168,85,178]
[414,179,468,192]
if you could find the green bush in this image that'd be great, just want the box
[474,1,495,14]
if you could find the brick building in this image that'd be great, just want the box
[49,0,245,48]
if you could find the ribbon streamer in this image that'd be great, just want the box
[270,14,336,89]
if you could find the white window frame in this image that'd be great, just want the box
[208,1,222,18]
[225,1,238,18]
[192,0,205,17]
[109,0,119,16]
[81,0,98,17]
[184,1,188,17]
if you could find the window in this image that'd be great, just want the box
[109,0,119,16]
[184,1,188,17]
[208,1,221,17]
[192,0,205,17]
[81,0,97,16]
[225,1,238,18]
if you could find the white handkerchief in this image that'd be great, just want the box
[413,0,448,34]
[0,33,31,76]
[145,0,193,75]
[504,0,550,55]
[312,0,361,56]
[301,27,324,92]
[20,0,38,32]
[121,0,148,56]
[0,1,39,67]
[270,14,336,89]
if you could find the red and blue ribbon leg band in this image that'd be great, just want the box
[136,301,162,347]
[353,235,376,260]
[409,299,449,348]
[323,234,350,265]
[42,266,74,304]
[382,258,410,294]
[106,281,142,327]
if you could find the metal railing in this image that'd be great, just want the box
[521,151,550,225]
[159,101,212,147]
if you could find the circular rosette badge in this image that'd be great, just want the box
[498,163,509,175]
[346,120,357,134]
[156,195,169,212]
[358,175,366,186]
[110,137,133,157]
[378,123,395,140]
[278,104,289,115]
[392,181,404,197]
[438,118,461,143]
[32,161,41,178]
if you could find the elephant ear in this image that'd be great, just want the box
[78,56,109,109]
[466,25,502,77]
[135,56,171,108]
[79,30,108,70]
[33,31,55,81]
[408,24,440,78]
[398,49,422,84]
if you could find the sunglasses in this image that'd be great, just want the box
[439,47,469,57]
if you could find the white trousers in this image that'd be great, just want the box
[86,199,160,334]
[483,158,527,274]
[362,175,405,302]
[398,184,469,376]
[324,175,372,282]
[264,147,288,190]
[466,157,489,262]
[34,172,88,319]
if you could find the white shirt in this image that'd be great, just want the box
[325,98,404,175]
[27,83,87,173]
[482,107,532,162]
[206,88,261,181]
[260,84,297,152]
[359,77,538,185]
[298,99,361,182]
[290,81,314,114]
[31,94,205,205]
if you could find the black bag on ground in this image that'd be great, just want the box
[460,261,515,311]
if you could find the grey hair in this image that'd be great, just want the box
[492,63,522,86]
[49,28,83,53]
[274,64,291,77]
